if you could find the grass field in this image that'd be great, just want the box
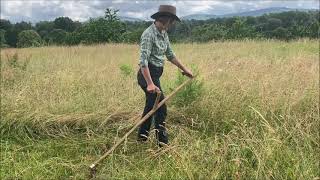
[1,40,319,179]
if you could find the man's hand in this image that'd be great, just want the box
[147,83,160,93]
[170,58,194,78]
[140,66,160,93]
[182,68,194,78]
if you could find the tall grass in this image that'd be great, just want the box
[1,40,319,179]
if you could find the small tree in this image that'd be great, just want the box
[105,8,120,22]
[104,8,126,42]
[17,30,42,48]
[75,8,126,44]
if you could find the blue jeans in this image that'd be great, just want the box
[137,63,168,145]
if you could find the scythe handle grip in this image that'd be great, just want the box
[153,91,161,110]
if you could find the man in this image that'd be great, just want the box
[137,5,193,147]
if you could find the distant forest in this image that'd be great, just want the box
[0,9,319,48]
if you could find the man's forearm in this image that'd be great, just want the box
[141,66,154,85]
[170,57,187,71]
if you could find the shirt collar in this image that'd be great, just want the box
[151,23,165,37]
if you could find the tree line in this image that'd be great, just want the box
[0,9,319,48]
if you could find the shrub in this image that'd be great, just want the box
[119,64,134,77]
[17,30,42,48]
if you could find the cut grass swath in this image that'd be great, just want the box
[89,75,195,178]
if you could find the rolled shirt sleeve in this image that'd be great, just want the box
[165,38,176,62]
[139,33,153,67]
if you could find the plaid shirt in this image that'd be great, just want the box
[139,23,176,67]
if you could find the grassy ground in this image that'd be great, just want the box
[1,40,319,179]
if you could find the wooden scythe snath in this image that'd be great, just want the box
[89,75,194,178]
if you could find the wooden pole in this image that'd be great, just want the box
[89,77,194,172]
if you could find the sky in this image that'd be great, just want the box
[1,0,319,23]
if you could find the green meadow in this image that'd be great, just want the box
[1,40,319,179]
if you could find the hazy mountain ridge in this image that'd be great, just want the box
[119,16,143,22]
[181,7,318,20]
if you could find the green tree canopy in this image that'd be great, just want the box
[0,29,8,47]
[48,29,67,45]
[35,21,55,39]
[54,17,76,32]
[0,19,12,31]
[17,30,42,48]
[0,10,319,47]
[75,8,126,44]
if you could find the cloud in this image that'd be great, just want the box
[1,0,319,23]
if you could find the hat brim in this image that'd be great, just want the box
[151,12,181,22]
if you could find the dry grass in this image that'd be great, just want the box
[1,39,319,179]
